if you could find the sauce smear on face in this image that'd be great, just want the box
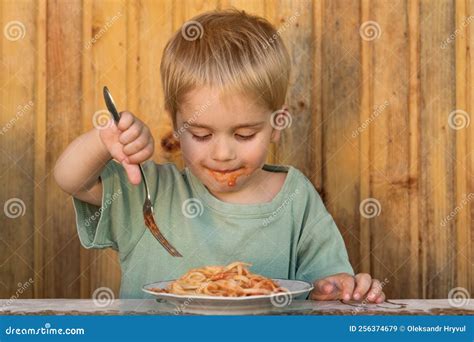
[207,168,247,187]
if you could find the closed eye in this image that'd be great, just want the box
[192,134,212,142]
[235,133,256,141]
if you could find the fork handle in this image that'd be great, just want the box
[138,164,151,200]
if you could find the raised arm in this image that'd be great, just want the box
[53,112,155,206]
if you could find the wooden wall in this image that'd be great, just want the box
[0,0,472,300]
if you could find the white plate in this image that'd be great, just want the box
[142,278,314,315]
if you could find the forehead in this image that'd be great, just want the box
[178,87,269,128]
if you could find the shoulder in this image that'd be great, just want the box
[289,166,322,198]
[283,165,328,219]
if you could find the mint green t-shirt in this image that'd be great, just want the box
[72,160,353,299]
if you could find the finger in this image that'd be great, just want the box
[310,279,336,300]
[117,111,135,131]
[119,124,144,145]
[353,273,372,300]
[340,275,355,301]
[366,279,383,303]
[127,143,154,164]
[121,159,141,185]
[374,291,386,304]
[106,139,129,163]
[123,135,149,155]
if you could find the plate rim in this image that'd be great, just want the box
[142,278,314,301]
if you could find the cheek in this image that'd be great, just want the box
[180,136,204,163]
[237,137,270,163]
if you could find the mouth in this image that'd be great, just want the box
[206,167,242,174]
[204,167,246,187]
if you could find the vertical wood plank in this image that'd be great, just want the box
[454,0,470,292]
[34,0,47,299]
[79,0,93,300]
[370,0,416,299]
[359,0,372,277]
[419,0,456,298]
[310,0,323,196]
[321,0,362,271]
[0,0,38,299]
[43,0,83,298]
[408,0,421,298]
[469,0,474,296]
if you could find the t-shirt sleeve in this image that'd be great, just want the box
[72,159,145,254]
[295,180,354,283]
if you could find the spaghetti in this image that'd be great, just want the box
[150,261,288,297]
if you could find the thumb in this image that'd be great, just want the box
[121,159,142,185]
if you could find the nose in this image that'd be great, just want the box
[210,136,236,162]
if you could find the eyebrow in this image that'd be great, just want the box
[185,121,265,130]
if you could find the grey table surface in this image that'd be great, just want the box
[0,299,472,316]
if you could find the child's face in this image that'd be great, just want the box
[176,86,281,196]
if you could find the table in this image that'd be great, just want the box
[0,299,472,315]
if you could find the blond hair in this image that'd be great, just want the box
[160,9,291,127]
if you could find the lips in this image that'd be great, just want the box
[207,167,241,173]
[205,167,246,187]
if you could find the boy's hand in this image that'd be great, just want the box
[310,273,385,303]
[99,111,154,185]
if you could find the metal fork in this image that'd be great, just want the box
[103,86,182,257]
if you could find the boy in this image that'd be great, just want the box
[54,9,385,303]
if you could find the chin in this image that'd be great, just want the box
[206,179,242,193]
